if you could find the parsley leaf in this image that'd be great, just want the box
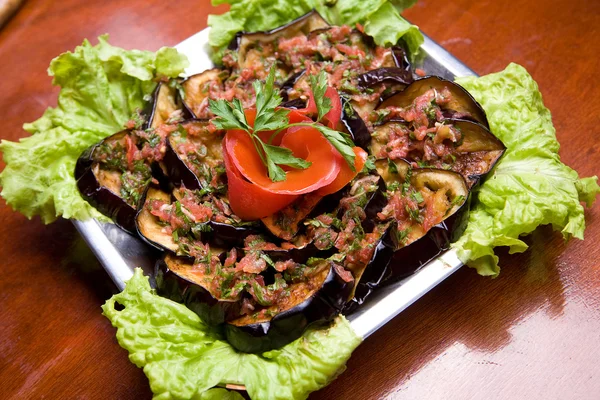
[388,158,399,174]
[313,124,356,171]
[410,191,424,204]
[363,155,377,173]
[209,98,251,132]
[253,69,289,132]
[309,71,332,121]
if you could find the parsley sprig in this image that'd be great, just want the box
[209,69,356,182]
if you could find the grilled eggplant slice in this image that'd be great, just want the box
[156,253,242,326]
[75,130,150,233]
[346,168,470,309]
[384,169,469,272]
[231,10,329,70]
[136,185,177,252]
[225,260,353,353]
[181,69,227,118]
[444,118,505,183]
[344,225,393,309]
[136,185,258,252]
[163,119,224,190]
[146,81,183,129]
[379,76,489,128]
[371,118,505,186]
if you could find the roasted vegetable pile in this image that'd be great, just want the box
[75,11,505,352]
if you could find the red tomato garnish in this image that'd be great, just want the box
[316,147,368,196]
[221,85,358,220]
[226,125,340,195]
[222,141,298,220]
[301,87,342,129]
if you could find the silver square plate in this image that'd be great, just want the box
[73,27,475,339]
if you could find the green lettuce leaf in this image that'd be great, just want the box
[0,36,189,223]
[362,2,423,55]
[102,268,361,400]
[452,63,600,276]
[208,0,423,62]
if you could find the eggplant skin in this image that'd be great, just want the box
[391,45,413,78]
[162,133,203,190]
[264,242,336,265]
[155,255,243,326]
[135,185,259,253]
[343,229,394,312]
[345,169,471,311]
[340,96,371,150]
[361,176,387,233]
[379,76,490,129]
[225,262,353,353]
[357,67,413,89]
[227,9,330,52]
[74,137,138,234]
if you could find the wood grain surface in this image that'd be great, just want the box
[1,1,599,399]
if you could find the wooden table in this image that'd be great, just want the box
[1,1,598,399]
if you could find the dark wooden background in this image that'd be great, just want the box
[1,0,599,399]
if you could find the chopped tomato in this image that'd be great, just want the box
[237,251,267,274]
[223,248,237,268]
[226,125,340,195]
[316,146,368,196]
[335,43,366,58]
[261,193,323,240]
[222,141,298,220]
[125,135,136,169]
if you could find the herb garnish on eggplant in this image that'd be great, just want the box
[225,260,353,353]
[181,69,228,118]
[75,130,154,233]
[137,185,257,253]
[379,76,489,128]
[371,118,505,187]
[156,253,243,326]
[145,81,185,129]
[162,119,225,190]
[347,167,470,309]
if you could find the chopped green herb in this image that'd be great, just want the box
[388,158,399,174]
[410,191,424,204]
[308,71,332,121]
[395,228,410,244]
